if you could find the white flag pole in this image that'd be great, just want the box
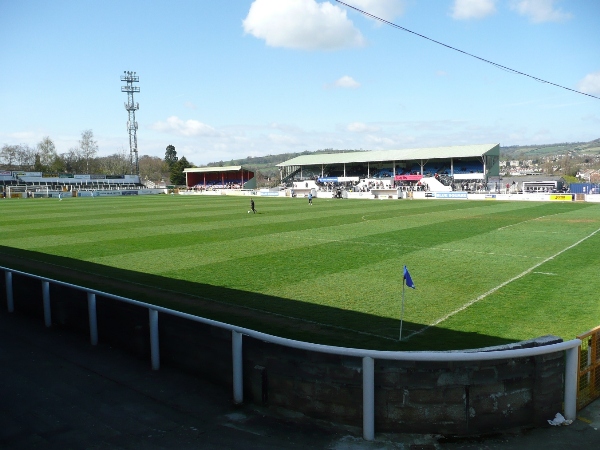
[399,278,405,341]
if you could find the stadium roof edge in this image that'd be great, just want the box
[184,166,246,173]
[276,144,500,167]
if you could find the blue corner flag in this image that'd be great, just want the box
[403,266,415,289]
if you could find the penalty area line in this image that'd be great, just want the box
[406,225,600,341]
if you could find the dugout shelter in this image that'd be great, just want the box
[276,143,500,185]
[183,166,256,189]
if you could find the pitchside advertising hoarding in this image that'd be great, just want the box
[394,175,422,181]
[435,192,468,199]
[549,194,573,201]
[317,177,359,183]
[13,171,42,177]
[260,188,280,196]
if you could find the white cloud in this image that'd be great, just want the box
[450,0,496,20]
[184,101,197,110]
[150,116,219,137]
[6,131,38,141]
[510,0,572,23]
[268,133,299,145]
[242,0,365,50]
[335,75,361,88]
[347,122,380,133]
[344,0,407,22]
[577,71,600,96]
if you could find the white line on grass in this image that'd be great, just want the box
[496,212,564,231]
[310,237,543,260]
[405,225,600,340]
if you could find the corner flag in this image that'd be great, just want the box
[403,266,415,289]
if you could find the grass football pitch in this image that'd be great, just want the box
[0,194,598,351]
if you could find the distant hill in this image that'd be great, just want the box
[501,138,600,160]
[203,139,600,180]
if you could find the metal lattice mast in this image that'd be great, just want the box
[121,71,140,174]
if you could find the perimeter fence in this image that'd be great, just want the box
[1,266,582,440]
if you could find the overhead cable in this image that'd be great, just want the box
[335,0,599,101]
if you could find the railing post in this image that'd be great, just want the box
[5,271,14,312]
[149,308,160,370]
[42,281,51,327]
[87,292,98,345]
[564,345,578,421]
[362,356,375,441]
[232,330,243,404]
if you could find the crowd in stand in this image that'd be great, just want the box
[190,181,244,191]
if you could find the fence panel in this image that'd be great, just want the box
[577,326,600,409]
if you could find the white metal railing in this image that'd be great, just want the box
[2,266,581,441]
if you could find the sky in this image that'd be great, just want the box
[1,0,599,166]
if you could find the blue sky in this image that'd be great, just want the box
[1,0,599,165]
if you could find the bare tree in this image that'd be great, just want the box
[15,144,36,170]
[0,144,18,169]
[0,144,36,170]
[63,147,84,173]
[97,147,130,175]
[79,129,98,174]
[139,155,169,183]
[36,136,57,171]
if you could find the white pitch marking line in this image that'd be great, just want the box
[496,213,563,231]
[406,226,600,340]
[309,237,543,260]
[534,272,557,276]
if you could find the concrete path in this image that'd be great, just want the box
[1,310,599,449]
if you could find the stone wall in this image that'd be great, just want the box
[1,272,565,435]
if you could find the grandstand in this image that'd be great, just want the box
[276,143,499,193]
[0,171,146,198]
[183,166,256,190]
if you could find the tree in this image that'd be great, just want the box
[169,156,192,185]
[63,147,83,173]
[97,147,130,175]
[0,144,18,169]
[0,144,37,170]
[164,145,178,168]
[36,136,58,172]
[17,144,36,169]
[49,154,66,173]
[139,155,169,183]
[79,129,98,174]
[33,153,44,172]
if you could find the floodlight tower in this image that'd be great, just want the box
[121,71,140,174]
